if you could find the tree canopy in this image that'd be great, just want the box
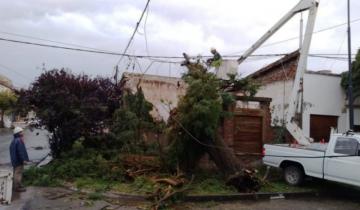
[167,61,260,174]
[18,69,123,157]
[111,87,157,153]
[341,49,360,101]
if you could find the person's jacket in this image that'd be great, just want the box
[9,135,29,167]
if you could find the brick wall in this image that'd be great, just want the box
[254,57,298,85]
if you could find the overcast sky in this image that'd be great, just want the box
[0,0,359,88]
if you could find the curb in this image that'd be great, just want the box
[184,191,319,202]
[69,187,319,202]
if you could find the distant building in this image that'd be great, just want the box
[120,72,186,122]
[0,74,15,128]
[249,51,360,142]
[0,74,14,92]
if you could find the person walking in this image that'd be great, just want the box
[9,127,29,192]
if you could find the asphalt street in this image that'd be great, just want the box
[0,128,50,167]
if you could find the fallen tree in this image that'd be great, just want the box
[166,56,260,192]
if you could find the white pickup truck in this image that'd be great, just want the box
[263,132,360,187]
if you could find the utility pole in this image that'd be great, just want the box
[114,65,119,85]
[347,0,354,130]
[299,12,303,49]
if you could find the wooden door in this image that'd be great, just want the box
[310,115,338,142]
[233,116,263,153]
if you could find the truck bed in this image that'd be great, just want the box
[271,143,328,152]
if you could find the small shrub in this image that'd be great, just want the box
[23,166,60,187]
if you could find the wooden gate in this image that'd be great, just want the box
[233,116,263,154]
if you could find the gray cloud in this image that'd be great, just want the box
[0,0,359,88]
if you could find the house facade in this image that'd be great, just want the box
[249,51,359,142]
[120,72,186,122]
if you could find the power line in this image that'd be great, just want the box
[0,36,356,64]
[115,0,151,66]
[0,16,358,63]
[0,30,115,53]
[143,3,151,56]
[0,63,33,80]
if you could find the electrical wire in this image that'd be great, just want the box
[143,2,150,56]
[0,36,355,63]
[115,0,151,66]
[0,30,116,53]
[160,103,360,159]
[0,63,33,81]
[329,32,348,69]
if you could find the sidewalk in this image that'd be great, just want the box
[1,187,141,210]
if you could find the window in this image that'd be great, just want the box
[334,137,359,155]
[354,125,360,132]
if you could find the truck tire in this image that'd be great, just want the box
[284,165,304,186]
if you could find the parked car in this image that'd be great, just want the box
[263,132,360,187]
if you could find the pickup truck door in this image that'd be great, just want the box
[324,137,360,187]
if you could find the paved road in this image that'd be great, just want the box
[0,128,50,167]
[2,187,360,210]
[2,187,141,210]
[187,198,360,210]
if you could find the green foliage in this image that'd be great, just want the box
[272,126,287,144]
[0,90,17,127]
[131,176,156,193]
[166,64,260,171]
[24,146,125,186]
[224,73,260,97]
[167,68,223,171]
[111,88,157,153]
[341,49,360,100]
[23,166,61,187]
[75,178,111,192]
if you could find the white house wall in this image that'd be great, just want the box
[302,73,348,135]
[256,72,348,137]
[255,80,293,126]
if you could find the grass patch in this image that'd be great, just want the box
[113,176,157,195]
[75,178,111,192]
[189,178,237,195]
[87,192,104,200]
[260,180,312,193]
[23,166,61,187]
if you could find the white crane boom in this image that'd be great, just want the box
[238,0,319,145]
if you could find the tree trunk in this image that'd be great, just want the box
[205,136,243,177]
[206,136,261,192]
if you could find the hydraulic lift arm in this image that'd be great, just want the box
[238,0,319,145]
